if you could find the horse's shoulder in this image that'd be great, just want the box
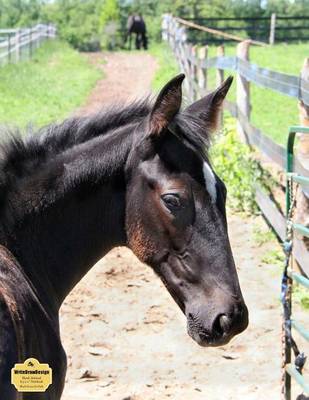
[0,286,19,399]
[0,245,67,398]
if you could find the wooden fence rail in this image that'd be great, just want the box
[180,14,309,44]
[0,24,56,65]
[174,16,267,46]
[162,14,309,276]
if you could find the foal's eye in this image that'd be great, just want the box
[161,194,181,210]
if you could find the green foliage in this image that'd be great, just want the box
[53,0,122,51]
[0,0,42,28]
[210,118,261,213]
[261,249,284,266]
[44,0,104,51]
[100,0,122,50]
[253,224,276,247]
[0,40,101,127]
[101,0,120,26]
[293,285,309,311]
[1,1,309,48]
[0,0,123,51]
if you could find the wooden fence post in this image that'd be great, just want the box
[170,19,176,53]
[38,25,41,48]
[7,34,11,63]
[197,46,207,97]
[298,58,309,147]
[269,13,276,45]
[15,29,20,62]
[216,45,225,128]
[295,57,309,253]
[216,44,225,86]
[179,39,190,99]
[29,28,32,59]
[161,14,169,43]
[236,40,251,142]
[185,43,194,102]
[192,45,198,101]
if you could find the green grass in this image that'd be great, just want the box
[253,223,277,246]
[250,43,307,145]
[149,43,179,92]
[0,40,101,128]
[205,43,307,145]
[261,248,285,265]
[294,284,309,311]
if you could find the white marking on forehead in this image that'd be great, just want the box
[203,162,217,203]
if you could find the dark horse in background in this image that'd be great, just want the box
[126,14,148,50]
[0,74,248,399]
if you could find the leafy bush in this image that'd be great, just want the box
[211,117,261,213]
[293,285,309,311]
[42,0,122,51]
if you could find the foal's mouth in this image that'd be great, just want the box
[186,306,249,348]
[187,326,232,347]
[186,313,229,347]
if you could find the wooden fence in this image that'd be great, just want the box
[162,14,309,276]
[0,24,56,65]
[181,14,309,44]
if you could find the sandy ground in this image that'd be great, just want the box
[59,52,305,400]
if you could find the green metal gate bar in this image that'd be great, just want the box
[291,320,309,342]
[287,174,309,187]
[283,126,309,399]
[293,223,309,238]
[287,269,309,290]
[286,364,309,394]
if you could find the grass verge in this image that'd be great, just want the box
[149,43,179,92]
[0,40,101,128]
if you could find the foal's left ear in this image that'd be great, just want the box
[184,76,233,132]
[149,74,185,136]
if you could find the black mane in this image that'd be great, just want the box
[0,99,151,196]
[0,98,210,201]
[0,99,150,172]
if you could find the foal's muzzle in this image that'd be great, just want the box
[186,300,249,347]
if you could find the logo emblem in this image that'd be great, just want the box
[11,358,52,392]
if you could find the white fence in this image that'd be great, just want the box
[0,24,56,65]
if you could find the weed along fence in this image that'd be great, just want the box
[163,13,309,399]
[0,24,56,66]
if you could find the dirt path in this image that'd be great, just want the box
[77,52,157,115]
[60,52,285,400]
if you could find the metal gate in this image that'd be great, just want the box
[282,126,309,399]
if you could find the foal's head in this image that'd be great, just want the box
[125,74,248,347]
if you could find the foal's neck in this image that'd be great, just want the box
[7,126,134,314]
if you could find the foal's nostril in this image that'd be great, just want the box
[212,314,232,337]
[219,314,232,333]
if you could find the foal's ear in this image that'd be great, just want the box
[149,74,185,135]
[184,76,233,132]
